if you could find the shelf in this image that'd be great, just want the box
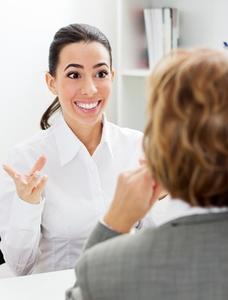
[121,69,151,77]
[117,0,228,131]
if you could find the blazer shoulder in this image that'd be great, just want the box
[78,227,155,274]
[76,229,157,299]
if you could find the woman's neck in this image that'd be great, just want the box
[66,118,103,156]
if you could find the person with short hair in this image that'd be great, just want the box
[66,48,228,300]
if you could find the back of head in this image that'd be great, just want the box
[144,48,228,207]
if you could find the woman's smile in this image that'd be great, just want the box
[73,100,102,113]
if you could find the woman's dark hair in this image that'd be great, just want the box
[40,23,112,129]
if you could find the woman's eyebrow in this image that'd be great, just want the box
[64,63,83,71]
[64,62,109,71]
[93,62,109,69]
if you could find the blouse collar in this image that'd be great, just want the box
[53,113,112,166]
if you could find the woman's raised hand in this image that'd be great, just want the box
[3,155,48,204]
[104,165,161,233]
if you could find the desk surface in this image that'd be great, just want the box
[0,269,75,300]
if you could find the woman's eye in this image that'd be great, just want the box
[67,72,81,79]
[96,70,109,78]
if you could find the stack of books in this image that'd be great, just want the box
[144,7,179,69]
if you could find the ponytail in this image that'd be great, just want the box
[40,97,61,130]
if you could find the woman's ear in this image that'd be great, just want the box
[45,72,57,95]
[111,69,115,81]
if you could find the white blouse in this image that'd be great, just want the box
[0,114,149,275]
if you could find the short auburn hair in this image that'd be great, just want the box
[143,48,228,207]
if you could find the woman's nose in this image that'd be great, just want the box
[80,78,97,96]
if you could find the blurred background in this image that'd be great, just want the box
[1,0,228,160]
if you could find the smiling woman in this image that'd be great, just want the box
[45,40,113,152]
[0,23,155,276]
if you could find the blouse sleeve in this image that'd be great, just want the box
[0,146,45,275]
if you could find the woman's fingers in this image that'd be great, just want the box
[104,166,159,233]
[3,155,46,181]
[33,175,48,197]
[2,156,48,204]
[3,164,19,180]
[3,164,28,184]
[139,158,146,166]
[27,155,46,176]
[26,172,41,194]
[19,172,47,199]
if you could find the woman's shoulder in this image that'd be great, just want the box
[13,127,53,152]
[107,121,143,141]
[6,126,56,166]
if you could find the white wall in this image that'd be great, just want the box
[0,0,117,160]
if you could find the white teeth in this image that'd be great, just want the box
[75,101,99,110]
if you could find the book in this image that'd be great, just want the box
[171,8,179,49]
[144,7,179,69]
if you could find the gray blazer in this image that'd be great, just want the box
[66,212,228,300]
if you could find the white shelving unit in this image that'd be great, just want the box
[115,0,228,131]
[122,69,151,77]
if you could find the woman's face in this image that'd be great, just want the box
[46,41,113,128]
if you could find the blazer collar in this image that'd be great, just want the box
[164,211,228,227]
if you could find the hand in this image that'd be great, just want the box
[104,166,161,233]
[139,158,168,200]
[3,155,48,204]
